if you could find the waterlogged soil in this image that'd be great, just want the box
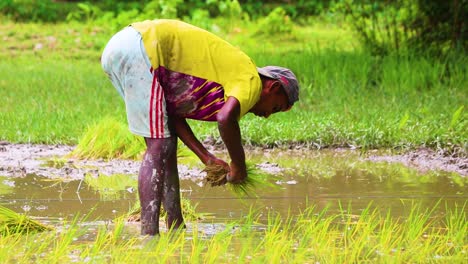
[0,141,466,222]
[0,142,466,179]
[0,142,203,180]
[367,148,467,176]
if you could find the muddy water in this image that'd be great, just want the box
[0,150,466,223]
[188,149,467,221]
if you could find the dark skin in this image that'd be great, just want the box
[176,77,289,182]
[139,76,290,235]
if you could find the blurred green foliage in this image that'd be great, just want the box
[256,7,294,35]
[0,0,75,22]
[1,0,464,55]
[0,0,330,22]
[338,0,467,56]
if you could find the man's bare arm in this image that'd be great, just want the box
[216,96,247,183]
[173,116,228,168]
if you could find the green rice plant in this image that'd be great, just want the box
[0,202,466,262]
[203,162,278,198]
[345,205,381,261]
[0,205,53,236]
[289,205,338,262]
[375,211,403,258]
[140,227,188,263]
[257,212,295,263]
[401,201,438,242]
[83,217,133,259]
[444,202,467,244]
[185,223,206,263]
[203,226,234,263]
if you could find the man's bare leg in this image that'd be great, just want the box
[138,137,182,235]
[161,138,185,229]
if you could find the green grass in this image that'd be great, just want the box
[0,202,465,263]
[0,19,466,155]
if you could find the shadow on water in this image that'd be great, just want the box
[0,149,466,228]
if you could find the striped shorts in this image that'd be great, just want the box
[101,26,171,138]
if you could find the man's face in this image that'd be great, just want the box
[250,80,290,118]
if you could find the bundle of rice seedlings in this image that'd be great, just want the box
[125,197,202,222]
[203,164,230,187]
[70,117,145,160]
[71,116,200,163]
[203,163,278,198]
[0,205,53,236]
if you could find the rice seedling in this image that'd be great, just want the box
[0,201,465,263]
[203,163,278,198]
[0,205,53,236]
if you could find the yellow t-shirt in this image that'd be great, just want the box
[131,19,262,119]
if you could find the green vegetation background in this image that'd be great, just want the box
[0,0,466,156]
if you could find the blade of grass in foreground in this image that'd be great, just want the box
[0,202,466,262]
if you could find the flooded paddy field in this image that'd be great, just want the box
[0,143,466,262]
[1,144,466,223]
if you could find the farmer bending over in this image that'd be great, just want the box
[101,19,299,235]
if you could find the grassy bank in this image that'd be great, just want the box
[0,20,466,155]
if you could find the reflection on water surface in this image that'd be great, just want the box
[1,150,466,223]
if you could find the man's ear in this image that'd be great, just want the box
[271,80,283,94]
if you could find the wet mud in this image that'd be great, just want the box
[0,142,202,180]
[0,142,466,179]
[366,147,467,176]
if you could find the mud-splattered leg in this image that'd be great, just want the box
[162,138,185,230]
[138,137,178,235]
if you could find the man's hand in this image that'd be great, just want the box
[217,96,248,184]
